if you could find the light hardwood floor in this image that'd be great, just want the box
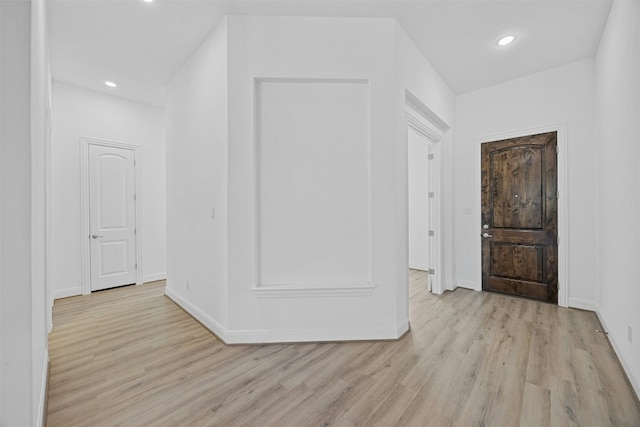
[47,270,640,426]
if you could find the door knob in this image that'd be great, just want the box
[91,234,104,239]
[482,232,493,238]
[483,224,489,229]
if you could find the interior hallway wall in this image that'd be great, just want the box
[1,0,50,424]
[165,16,456,343]
[51,81,166,298]
[226,15,402,341]
[165,18,230,330]
[595,0,640,396]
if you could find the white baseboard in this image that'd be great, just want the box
[568,297,598,312]
[595,308,640,400]
[457,280,476,290]
[36,351,49,427]
[143,272,167,283]
[224,325,407,344]
[164,287,229,342]
[397,319,410,337]
[53,287,82,300]
[409,264,429,271]
[166,287,409,345]
[54,275,166,300]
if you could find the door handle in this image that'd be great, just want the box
[482,232,493,238]
[91,234,104,239]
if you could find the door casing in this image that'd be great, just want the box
[80,137,142,295]
[473,124,568,307]
[405,101,448,295]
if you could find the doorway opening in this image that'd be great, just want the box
[80,138,142,294]
[405,96,448,295]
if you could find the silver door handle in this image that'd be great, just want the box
[91,234,104,239]
[482,232,493,238]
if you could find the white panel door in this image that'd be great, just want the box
[408,128,430,271]
[89,144,137,291]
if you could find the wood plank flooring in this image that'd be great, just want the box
[47,271,640,426]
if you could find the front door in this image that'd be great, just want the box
[89,144,137,291]
[481,132,558,303]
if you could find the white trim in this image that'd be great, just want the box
[165,287,229,342]
[405,99,448,296]
[473,124,569,307]
[143,272,167,283]
[225,325,404,344]
[457,280,476,290]
[409,263,429,271]
[406,113,442,142]
[568,297,598,312]
[166,287,407,344]
[405,90,449,131]
[253,77,374,294]
[80,137,142,294]
[397,319,410,337]
[250,283,375,298]
[53,287,82,300]
[595,309,640,399]
[36,352,48,427]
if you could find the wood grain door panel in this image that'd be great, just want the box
[481,132,558,303]
[490,243,543,282]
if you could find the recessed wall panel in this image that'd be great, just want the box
[256,78,371,288]
[98,154,128,230]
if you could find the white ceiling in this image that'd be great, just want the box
[48,0,612,106]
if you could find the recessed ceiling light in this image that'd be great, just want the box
[104,80,117,88]
[142,0,154,3]
[497,35,516,46]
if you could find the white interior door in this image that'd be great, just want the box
[408,128,430,272]
[89,144,137,291]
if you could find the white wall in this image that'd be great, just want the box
[51,81,166,298]
[595,0,640,396]
[165,19,229,330]
[395,25,455,127]
[226,16,402,342]
[408,128,429,270]
[256,79,372,287]
[30,0,52,424]
[395,24,456,297]
[164,16,457,343]
[1,0,50,425]
[454,58,597,308]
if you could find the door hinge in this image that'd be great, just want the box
[428,268,435,275]
[135,262,138,269]
[134,228,137,235]
[134,159,137,166]
[134,194,137,201]
[428,153,435,160]
[555,145,559,154]
[428,230,435,237]
[428,191,435,199]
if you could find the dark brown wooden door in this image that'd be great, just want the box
[481,132,558,303]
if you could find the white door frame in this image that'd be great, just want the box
[80,137,142,295]
[473,124,569,307]
[405,102,448,295]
